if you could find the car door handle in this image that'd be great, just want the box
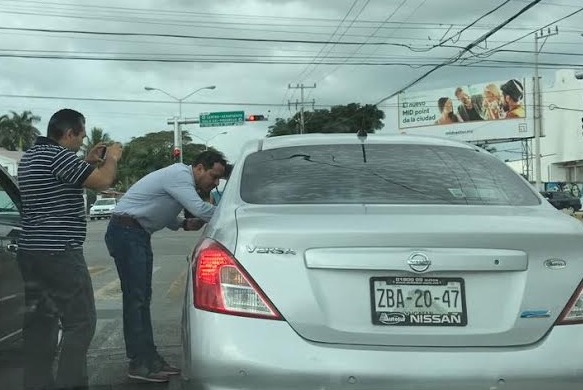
[6,243,18,253]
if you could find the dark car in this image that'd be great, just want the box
[0,166,24,350]
[540,191,582,212]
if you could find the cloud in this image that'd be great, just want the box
[0,0,581,161]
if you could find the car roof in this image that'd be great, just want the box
[238,133,480,161]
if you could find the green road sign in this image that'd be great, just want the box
[199,111,245,128]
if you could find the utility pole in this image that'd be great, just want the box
[534,26,558,190]
[288,83,316,134]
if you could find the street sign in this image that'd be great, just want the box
[199,111,245,128]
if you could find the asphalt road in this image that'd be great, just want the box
[4,218,202,390]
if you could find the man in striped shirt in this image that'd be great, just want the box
[17,109,122,390]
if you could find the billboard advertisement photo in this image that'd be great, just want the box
[398,78,534,142]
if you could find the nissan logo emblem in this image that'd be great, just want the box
[407,253,431,273]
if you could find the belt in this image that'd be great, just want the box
[110,214,144,230]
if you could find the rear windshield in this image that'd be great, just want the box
[240,144,540,206]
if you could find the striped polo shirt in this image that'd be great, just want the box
[17,136,94,251]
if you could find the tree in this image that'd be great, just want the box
[267,103,385,137]
[0,111,41,151]
[115,130,208,192]
[81,127,112,157]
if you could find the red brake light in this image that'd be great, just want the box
[193,239,282,320]
[557,280,583,325]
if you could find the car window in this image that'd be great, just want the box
[0,171,20,226]
[241,144,540,206]
[94,199,116,206]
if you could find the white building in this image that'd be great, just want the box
[538,69,583,184]
[0,148,24,177]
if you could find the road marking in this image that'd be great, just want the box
[0,294,18,303]
[167,269,188,299]
[94,266,160,300]
[88,266,109,277]
[0,328,22,343]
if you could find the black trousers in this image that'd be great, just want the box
[17,248,96,390]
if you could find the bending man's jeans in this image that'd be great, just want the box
[104,221,157,368]
[17,248,96,390]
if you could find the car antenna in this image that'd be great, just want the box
[357,129,367,163]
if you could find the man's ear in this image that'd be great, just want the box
[193,164,206,179]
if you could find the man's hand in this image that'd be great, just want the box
[105,143,123,162]
[183,218,206,231]
[85,143,107,165]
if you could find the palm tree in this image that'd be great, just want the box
[0,111,41,151]
[81,127,112,157]
[0,114,10,148]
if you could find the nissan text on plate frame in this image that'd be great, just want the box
[181,133,583,390]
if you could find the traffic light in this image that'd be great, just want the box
[172,147,181,160]
[247,114,267,121]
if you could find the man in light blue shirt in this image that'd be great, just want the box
[104,150,226,383]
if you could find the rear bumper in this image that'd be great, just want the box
[89,211,112,217]
[182,309,583,390]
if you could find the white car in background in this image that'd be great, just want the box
[89,198,117,220]
[181,133,583,390]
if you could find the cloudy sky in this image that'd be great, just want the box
[0,0,581,162]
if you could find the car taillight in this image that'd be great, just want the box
[557,280,583,325]
[192,239,282,320]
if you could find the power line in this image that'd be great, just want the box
[511,0,582,8]
[3,28,580,50]
[0,52,580,68]
[0,8,471,38]
[298,0,370,83]
[0,26,444,48]
[373,0,544,105]
[294,0,360,84]
[0,48,581,61]
[4,0,574,30]
[0,93,307,107]
[284,1,363,120]
[459,5,583,63]
[1,85,580,112]
[439,0,511,46]
[315,0,411,83]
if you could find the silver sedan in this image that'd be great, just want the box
[181,134,583,390]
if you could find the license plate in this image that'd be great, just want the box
[370,277,467,326]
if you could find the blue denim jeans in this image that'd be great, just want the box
[104,221,157,368]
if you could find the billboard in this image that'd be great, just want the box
[397,78,534,142]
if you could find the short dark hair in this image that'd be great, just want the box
[454,87,464,97]
[500,79,523,102]
[192,150,227,170]
[47,109,85,140]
